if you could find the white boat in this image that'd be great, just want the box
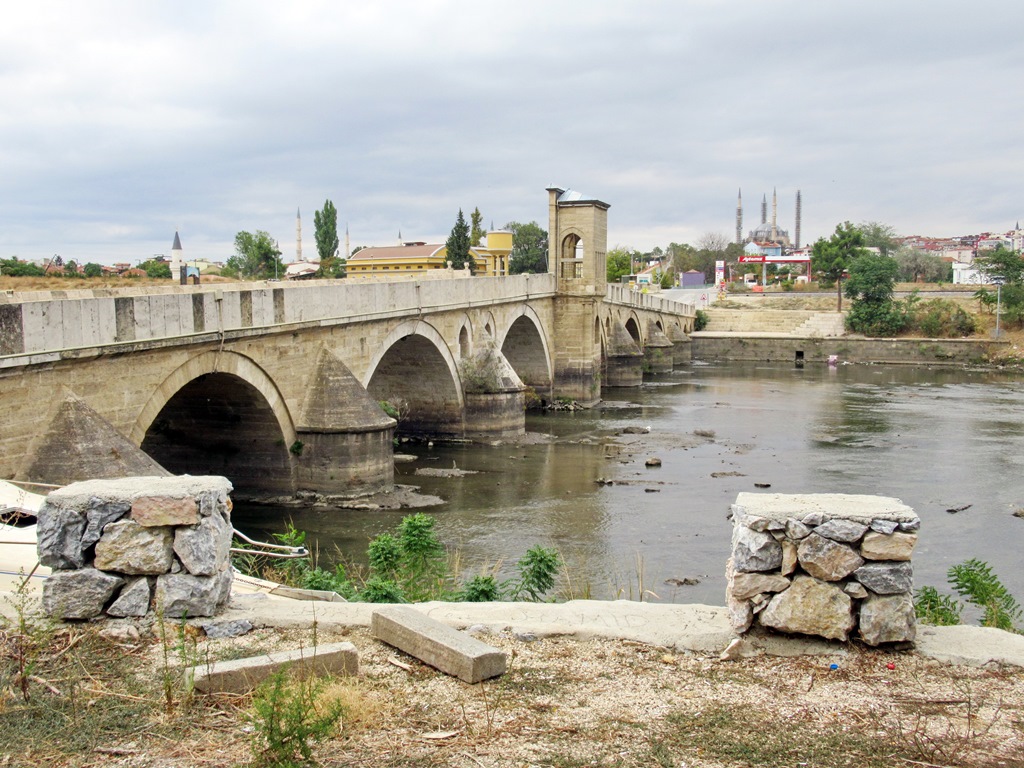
[0,480,48,593]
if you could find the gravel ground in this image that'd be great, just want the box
[89,623,1024,768]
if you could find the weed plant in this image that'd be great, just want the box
[914,558,1022,632]
[236,513,562,604]
[246,667,344,768]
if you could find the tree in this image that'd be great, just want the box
[445,209,474,273]
[504,220,548,274]
[975,243,1024,285]
[696,232,729,253]
[0,257,44,277]
[844,253,906,336]
[83,262,103,278]
[470,207,485,246]
[606,246,635,283]
[225,230,283,280]
[138,259,172,279]
[313,199,339,264]
[893,246,949,283]
[858,221,900,256]
[811,222,869,311]
[974,245,1024,329]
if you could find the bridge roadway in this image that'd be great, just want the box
[0,274,695,499]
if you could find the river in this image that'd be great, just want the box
[235,361,1024,607]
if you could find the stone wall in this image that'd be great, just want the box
[37,476,234,620]
[727,492,920,646]
[692,334,1005,365]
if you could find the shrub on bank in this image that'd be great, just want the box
[237,513,562,604]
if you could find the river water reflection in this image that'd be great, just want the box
[236,362,1024,606]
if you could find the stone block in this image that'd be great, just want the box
[759,575,855,642]
[189,642,359,694]
[94,519,174,575]
[43,568,124,620]
[859,593,916,646]
[730,572,791,601]
[37,502,86,569]
[174,512,231,576]
[371,605,507,683]
[853,561,913,595]
[861,531,916,561]
[107,577,152,618]
[132,495,199,527]
[732,526,783,573]
[155,570,232,618]
[797,533,864,581]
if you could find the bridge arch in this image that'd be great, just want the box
[498,305,553,398]
[132,351,296,495]
[365,320,465,437]
[624,314,643,346]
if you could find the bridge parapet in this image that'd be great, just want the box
[604,284,696,317]
[0,274,557,366]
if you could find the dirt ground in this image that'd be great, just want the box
[4,617,1022,768]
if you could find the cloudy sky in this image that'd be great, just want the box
[2,1,1022,266]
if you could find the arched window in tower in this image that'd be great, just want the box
[560,234,584,279]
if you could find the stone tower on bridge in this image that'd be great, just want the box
[546,187,609,405]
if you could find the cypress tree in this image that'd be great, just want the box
[445,209,474,273]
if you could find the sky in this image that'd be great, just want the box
[2,0,1022,266]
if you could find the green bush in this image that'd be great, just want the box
[846,299,907,336]
[461,575,501,602]
[907,299,977,338]
[694,309,709,331]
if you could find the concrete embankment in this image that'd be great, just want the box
[691,333,1006,365]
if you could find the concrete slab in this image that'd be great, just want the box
[195,596,1024,670]
[914,625,1024,668]
[734,492,917,524]
[371,605,506,683]
[188,640,358,694]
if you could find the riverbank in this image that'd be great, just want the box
[2,594,1023,767]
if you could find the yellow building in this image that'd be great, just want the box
[346,231,514,279]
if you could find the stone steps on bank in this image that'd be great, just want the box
[702,309,847,337]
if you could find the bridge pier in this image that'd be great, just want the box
[642,322,674,374]
[295,348,396,497]
[667,325,692,366]
[604,322,644,387]
[460,346,526,439]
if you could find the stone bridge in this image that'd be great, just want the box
[0,189,696,499]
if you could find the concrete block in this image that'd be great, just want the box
[371,605,507,683]
[188,641,359,694]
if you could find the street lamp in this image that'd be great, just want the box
[993,276,1004,338]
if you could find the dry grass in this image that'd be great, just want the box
[3,615,1023,768]
[0,275,241,293]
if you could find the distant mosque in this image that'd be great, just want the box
[735,188,802,249]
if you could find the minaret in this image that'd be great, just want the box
[170,231,183,281]
[344,222,350,261]
[760,194,767,226]
[795,190,803,249]
[736,188,743,245]
[771,188,778,242]
[398,230,402,246]
[296,208,303,262]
